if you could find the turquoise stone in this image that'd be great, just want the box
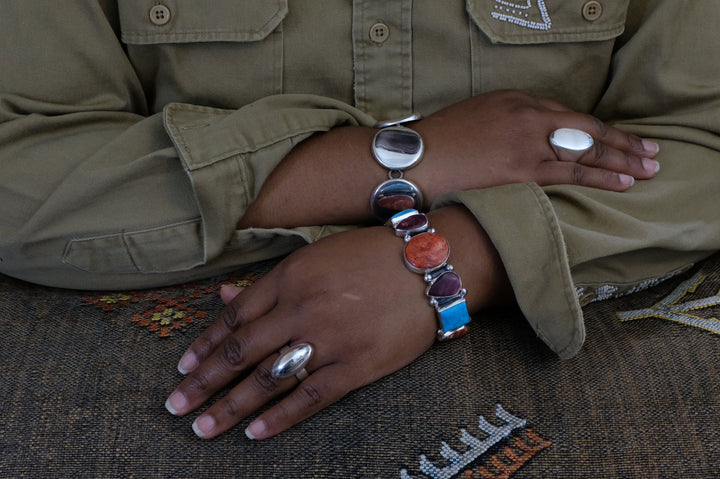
[438,301,470,332]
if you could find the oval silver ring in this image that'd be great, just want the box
[549,128,594,161]
[271,343,314,379]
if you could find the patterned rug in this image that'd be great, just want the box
[1,254,719,478]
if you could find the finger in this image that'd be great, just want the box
[551,113,660,159]
[167,310,291,416]
[176,272,279,375]
[245,363,353,440]
[220,284,244,305]
[190,350,321,439]
[576,141,660,180]
[537,161,636,192]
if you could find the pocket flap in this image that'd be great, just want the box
[119,0,288,44]
[466,0,629,44]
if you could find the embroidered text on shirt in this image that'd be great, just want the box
[491,1,552,31]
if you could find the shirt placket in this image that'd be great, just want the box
[352,0,413,122]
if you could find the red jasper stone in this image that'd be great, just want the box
[378,194,415,211]
[396,213,428,232]
[427,271,462,298]
[404,233,449,271]
[441,325,470,341]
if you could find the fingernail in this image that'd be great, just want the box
[619,174,635,187]
[642,158,660,173]
[177,351,198,375]
[220,284,244,304]
[245,419,265,440]
[165,391,188,416]
[642,140,660,154]
[192,415,215,438]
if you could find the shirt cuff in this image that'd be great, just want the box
[436,183,585,359]
[163,94,377,263]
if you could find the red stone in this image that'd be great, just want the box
[427,271,462,298]
[404,233,450,271]
[440,325,470,341]
[378,194,415,211]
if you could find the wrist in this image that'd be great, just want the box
[425,206,513,312]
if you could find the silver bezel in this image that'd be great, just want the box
[371,178,424,222]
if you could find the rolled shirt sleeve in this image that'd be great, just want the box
[0,4,374,289]
[0,93,374,289]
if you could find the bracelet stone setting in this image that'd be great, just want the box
[389,209,471,341]
[371,125,424,222]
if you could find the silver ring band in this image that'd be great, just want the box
[271,343,314,381]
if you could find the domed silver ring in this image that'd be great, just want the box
[549,128,594,161]
[271,343,314,381]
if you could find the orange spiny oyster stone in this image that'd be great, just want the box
[404,232,450,271]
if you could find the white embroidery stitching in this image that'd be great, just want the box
[491,0,552,31]
[576,271,681,305]
[399,405,526,479]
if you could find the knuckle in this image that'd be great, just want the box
[220,396,242,418]
[627,134,644,152]
[192,335,216,360]
[252,365,280,395]
[219,335,249,369]
[624,151,637,170]
[294,382,324,409]
[219,300,245,330]
[589,141,606,166]
[570,163,587,185]
[187,372,210,393]
[591,116,609,139]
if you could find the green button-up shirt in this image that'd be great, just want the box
[2,0,719,358]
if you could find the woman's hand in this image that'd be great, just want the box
[165,226,437,439]
[167,206,509,439]
[411,89,660,203]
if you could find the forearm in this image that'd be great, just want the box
[237,125,381,229]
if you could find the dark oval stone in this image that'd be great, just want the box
[427,271,462,298]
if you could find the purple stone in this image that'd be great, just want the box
[427,271,462,298]
[396,213,428,232]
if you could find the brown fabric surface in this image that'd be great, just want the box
[1,255,719,478]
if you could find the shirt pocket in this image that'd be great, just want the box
[118,0,288,112]
[465,0,630,111]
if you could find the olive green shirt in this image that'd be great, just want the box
[2,0,719,358]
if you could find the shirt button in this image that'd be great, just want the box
[149,4,172,26]
[369,22,390,44]
[582,1,603,21]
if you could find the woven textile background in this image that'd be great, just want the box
[1,255,719,478]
